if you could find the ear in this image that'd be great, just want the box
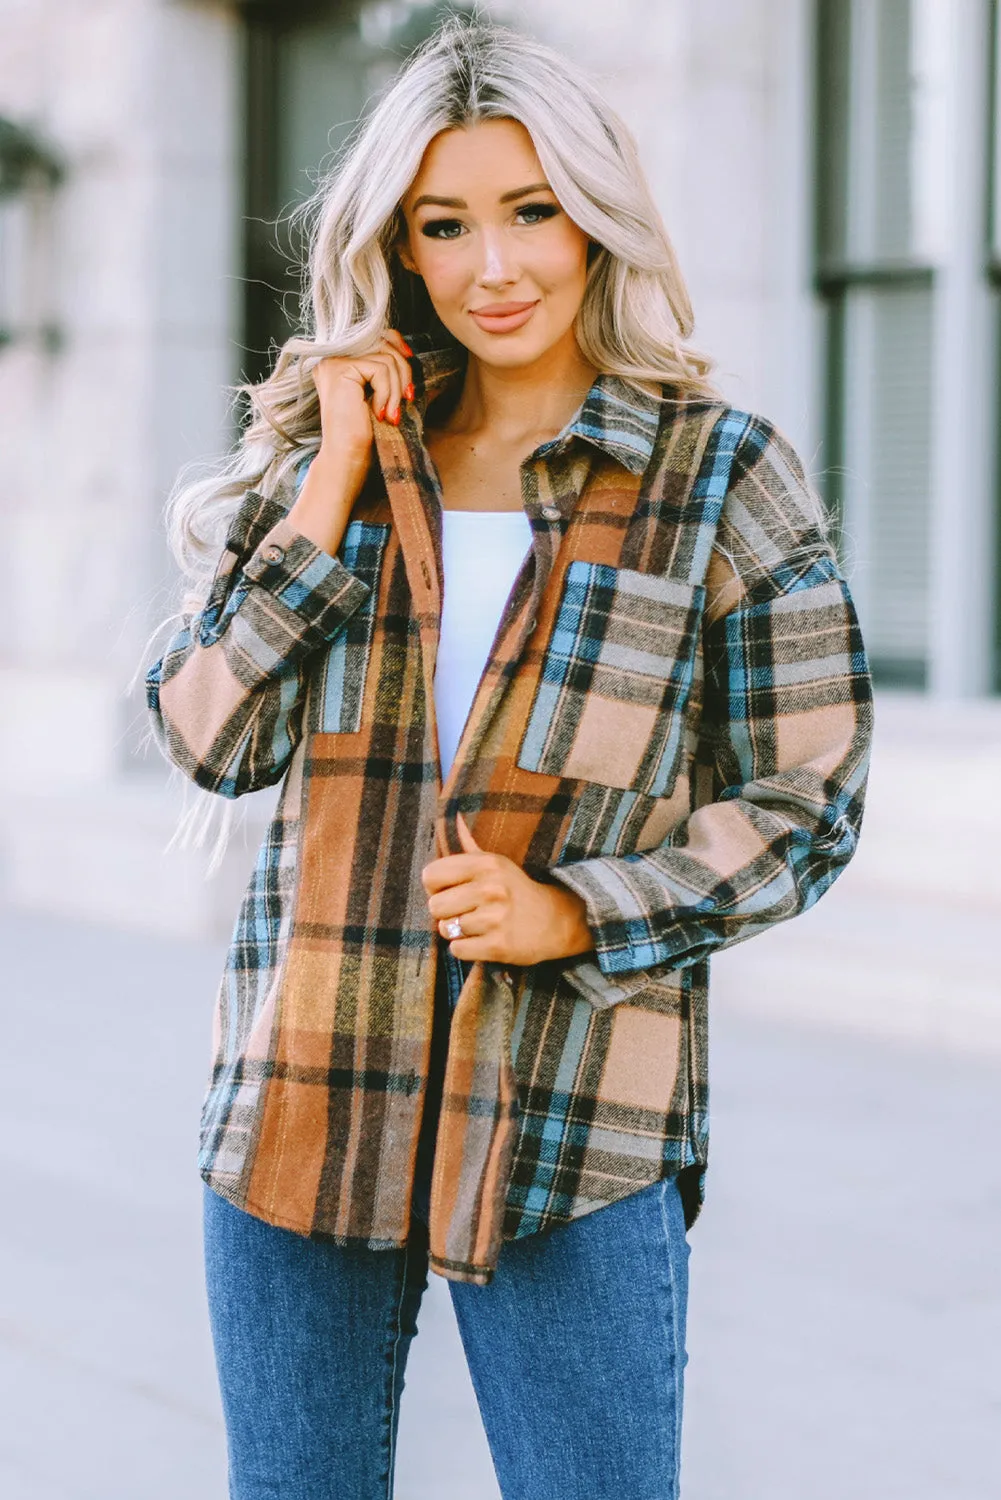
[394,226,419,276]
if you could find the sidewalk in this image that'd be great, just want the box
[1,891,998,1499]
[711,688,1001,1055]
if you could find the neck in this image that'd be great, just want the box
[447,329,599,446]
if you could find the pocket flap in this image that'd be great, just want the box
[517,562,704,796]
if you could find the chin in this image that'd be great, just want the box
[477,341,550,367]
[468,325,572,368]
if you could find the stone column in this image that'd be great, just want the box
[0,0,246,930]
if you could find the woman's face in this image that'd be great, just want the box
[397,118,592,367]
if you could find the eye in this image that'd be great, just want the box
[515,202,560,225]
[420,217,465,240]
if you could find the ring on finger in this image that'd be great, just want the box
[442,917,464,941]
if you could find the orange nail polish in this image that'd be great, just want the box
[377,405,386,420]
[405,382,415,401]
[390,409,401,426]
[400,338,413,355]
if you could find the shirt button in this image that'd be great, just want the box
[541,506,561,521]
[262,543,285,564]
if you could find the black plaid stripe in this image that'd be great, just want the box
[517,561,704,795]
[312,521,391,734]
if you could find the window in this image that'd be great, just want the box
[815,0,943,688]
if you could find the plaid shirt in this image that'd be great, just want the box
[147,334,872,1284]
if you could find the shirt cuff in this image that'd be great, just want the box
[224,489,291,559]
[207,515,373,675]
[547,858,681,1009]
[246,515,372,634]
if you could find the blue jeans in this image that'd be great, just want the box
[203,946,691,1500]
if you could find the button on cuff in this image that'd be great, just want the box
[262,543,285,564]
[541,505,561,521]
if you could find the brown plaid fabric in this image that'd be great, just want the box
[147,334,873,1284]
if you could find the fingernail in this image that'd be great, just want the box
[400,339,413,355]
[405,382,415,401]
[390,409,400,426]
[377,405,386,420]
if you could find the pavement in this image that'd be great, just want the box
[2,690,1000,1498]
[1,887,998,1500]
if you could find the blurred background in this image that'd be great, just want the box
[0,2,998,1497]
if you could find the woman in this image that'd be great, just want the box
[147,15,872,1500]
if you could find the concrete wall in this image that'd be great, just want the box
[496,0,820,457]
[0,0,243,927]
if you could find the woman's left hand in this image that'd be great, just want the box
[421,814,594,966]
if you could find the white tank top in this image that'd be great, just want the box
[434,508,534,781]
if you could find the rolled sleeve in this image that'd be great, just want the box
[226,514,374,681]
[146,485,372,797]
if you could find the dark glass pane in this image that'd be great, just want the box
[815,0,852,268]
[840,282,932,678]
[817,0,925,272]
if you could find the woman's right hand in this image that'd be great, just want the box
[287,329,415,556]
[311,328,415,457]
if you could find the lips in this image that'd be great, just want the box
[469,300,539,333]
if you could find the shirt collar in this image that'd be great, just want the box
[409,336,661,477]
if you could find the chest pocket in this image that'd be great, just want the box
[515,560,704,797]
[314,520,391,734]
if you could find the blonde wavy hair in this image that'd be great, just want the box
[166,10,716,606]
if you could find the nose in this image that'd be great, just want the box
[476,226,517,290]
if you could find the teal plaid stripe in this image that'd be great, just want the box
[316,521,391,734]
[517,562,703,796]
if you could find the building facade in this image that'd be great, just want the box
[0,0,997,932]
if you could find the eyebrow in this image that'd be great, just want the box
[409,182,553,212]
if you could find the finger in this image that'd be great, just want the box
[379,333,414,408]
[397,352,415,404]
[375,356,403,422]
[382,328,415,375]
[383,328,414,357]
[437,908,489,941]
[377,350,403,423]
[369,341,406,419]
[455,813,483,854]
[421,852,488,894]
[427,885,480,922]
[439,902,504,944]
[446,932,500,963]
[353,357,394,422]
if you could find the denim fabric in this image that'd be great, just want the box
[203,1167,690,1499]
